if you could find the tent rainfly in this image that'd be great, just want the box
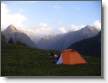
[57,49,87,65]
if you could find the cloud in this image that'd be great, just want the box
[23,23,54,37]
[1,3,27,30]
[59,27,67,33]
[93,20,101,30]
[36,28,53,35]
[59,20,101,33]
[59,24,84,33]
[35,23,54,35]
[39,23,48,27]
[1,3,54,36]
[70,25,82,31]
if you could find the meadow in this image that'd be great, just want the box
[1,42,101,76]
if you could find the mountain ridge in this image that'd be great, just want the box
[2,24,101,51]
[68,31,101,56]
[2,25,37,48]
[35,25,100,50]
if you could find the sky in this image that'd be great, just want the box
[1,1,101,34]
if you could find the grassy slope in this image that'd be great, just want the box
[1,41,101,76]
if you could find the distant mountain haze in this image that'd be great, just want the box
[2,24,101,51]
[32,25,100,50]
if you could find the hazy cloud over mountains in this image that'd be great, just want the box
[1,2,101,35]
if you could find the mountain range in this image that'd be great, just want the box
[32,25,100,50]
[2,24,101,51]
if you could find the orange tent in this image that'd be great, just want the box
[61,49,87,65]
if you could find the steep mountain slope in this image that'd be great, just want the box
[36,25,100,50]
[68,31,101,56]
[2,25,36,48]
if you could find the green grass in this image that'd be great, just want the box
[1,43,101,76]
